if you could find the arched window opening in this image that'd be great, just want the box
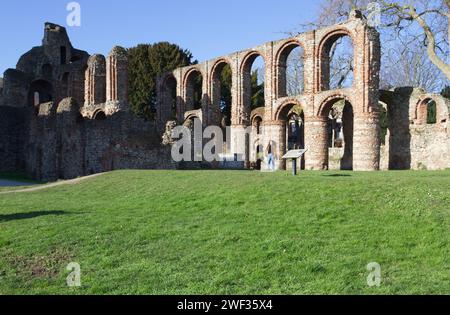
[243,53,265,124]
[417,98,437,125]
[277,103,305,170]
[253,116,263,135]
[211,61,233,129]
[286,46,305,96]
[321,34,354,91]
[220,64,232,128]
[29,80,53,108]
[426,100,437,124]
[185,70,203,111]
[277,43,305,97]
[93,110,106,121]
[251,56,265,110]
[324,99,354,170]
[287,111,304,151]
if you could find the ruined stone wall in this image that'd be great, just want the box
[380,87,450,171]
[0,106,30,172]
[26,98,174,181]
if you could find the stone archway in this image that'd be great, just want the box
[161,74,178,122]
[275,102,306,170]
[210,59,233,131]
[275,40,305,98]
[416,98,437,125]
[184,68,204,112]
[29,79,54,113]
[240,51,266,125]
[93,109,106,120]
[317,96,354,170]
[318,28,355,91]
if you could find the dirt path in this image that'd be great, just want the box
[0,173,105,194]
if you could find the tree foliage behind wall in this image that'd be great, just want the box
[128,42,196,120]
[251,69,265,110]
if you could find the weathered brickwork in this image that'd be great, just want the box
[0,23,173,181]
[159,10,384,171]
[379,87,450,171]
[0,13,449,181]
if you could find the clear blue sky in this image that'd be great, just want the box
[0,0,319,75]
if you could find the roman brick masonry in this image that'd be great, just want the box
[0,12,449,181]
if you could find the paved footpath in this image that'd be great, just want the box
[0,179,36,187]
[0,173,104,194]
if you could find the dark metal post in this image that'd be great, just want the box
[292,158,297,176]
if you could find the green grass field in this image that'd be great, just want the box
[0,170,449,295]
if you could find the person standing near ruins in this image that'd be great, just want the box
[266,141,276,171]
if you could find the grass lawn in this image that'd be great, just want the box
[0,170,449,295]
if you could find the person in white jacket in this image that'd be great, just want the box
[266,141,276,171]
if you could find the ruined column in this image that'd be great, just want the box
[107,46,128,107]
[353,112,380,171]
[304,116,328,170]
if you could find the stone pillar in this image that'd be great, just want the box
[261,121,285,171]
[107,46,128,105]
[304,116,328,170]
[353,113,380,171]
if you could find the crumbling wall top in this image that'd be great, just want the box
[57,97,79,114]
[87,54,107,70]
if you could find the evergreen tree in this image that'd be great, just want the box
[220,64,232,125]
[128,42,195,120]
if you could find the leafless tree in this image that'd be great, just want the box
[285,0,449,92]
[381,40,445,91]
[286,47,305,96]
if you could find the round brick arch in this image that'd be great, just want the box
[160,72,177,91]
[240,50,268,74]
[237,50,268,125]
[316,27,356,92]
[182,66,205,90]
[182,67,205,112]
[183,113,200,126]
[210,57,233,81]
[274,39,306,98]
[413,95,449,124]
[274,98,305,121]
[317,93,354,117]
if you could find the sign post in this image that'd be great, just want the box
[282,149,308,176]
[292,158,297,176]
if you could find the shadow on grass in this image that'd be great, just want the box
[322,174,352,177]
[0,210,67,223]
